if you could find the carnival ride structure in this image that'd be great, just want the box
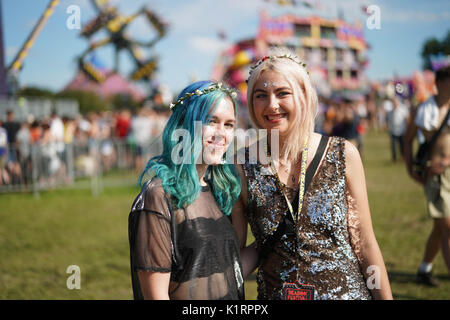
[2,0,60,96]
[78,0,168,86]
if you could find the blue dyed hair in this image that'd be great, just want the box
[139,81,241,216]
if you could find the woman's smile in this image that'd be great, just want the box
[265,113,288,123]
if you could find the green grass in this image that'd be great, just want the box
[0,186,137,299]
[0,130,449,299]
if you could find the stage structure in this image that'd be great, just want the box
[212,8,370,106]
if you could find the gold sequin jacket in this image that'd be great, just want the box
[242,136,372,300]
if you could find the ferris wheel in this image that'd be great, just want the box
[78,0,168,84]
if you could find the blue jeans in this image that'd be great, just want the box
[390,134,404,161]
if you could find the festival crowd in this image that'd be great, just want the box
[0,107,170,188]
[0,82,417,189]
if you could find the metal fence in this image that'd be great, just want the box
[0,136,163,195]
[0,97,79,122]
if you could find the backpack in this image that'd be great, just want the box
[413,109,450,178]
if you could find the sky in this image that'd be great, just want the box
[1,0,450,96]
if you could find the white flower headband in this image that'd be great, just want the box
[247,54,308,82]
[169,82,237,110]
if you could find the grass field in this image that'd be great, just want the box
[0,130,449,300]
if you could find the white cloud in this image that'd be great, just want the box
[60,0,91,11]
[382,10,450,23]
[165,0,261,36]
[356,0,450,23]
[6,47,18,59]
[188,36,231,54]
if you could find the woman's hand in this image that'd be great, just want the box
[429,157,450,175]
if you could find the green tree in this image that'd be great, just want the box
[110,93,141,112]
[421,30,450,70]
[17,86,55,98]
[442,31,450,55]
[56,90,108,114]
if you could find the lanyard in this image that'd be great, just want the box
[266,135,309,225]
[266,135,309,281]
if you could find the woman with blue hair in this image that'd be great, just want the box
[128,81,245,300]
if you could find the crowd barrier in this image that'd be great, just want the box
[0,136,163,195]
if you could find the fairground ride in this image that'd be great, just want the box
[1,0,60,96]
[78,0,168,89]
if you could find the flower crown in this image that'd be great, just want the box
[247,54,308,80]
[169,82,237,110]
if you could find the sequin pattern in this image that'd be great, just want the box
[242,136,372,300]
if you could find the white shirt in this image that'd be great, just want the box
[0,127,7,148]
[387,103,409,136]
[383,100,394,113]
[415,96,450,131]
[131,116,153,146]
[50,117,65,152]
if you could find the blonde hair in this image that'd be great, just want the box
[246,48,318,162]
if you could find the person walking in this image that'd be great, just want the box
[404,66,450,287]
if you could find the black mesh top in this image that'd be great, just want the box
[128,178,245,300]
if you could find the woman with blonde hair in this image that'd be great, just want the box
[232,49,393,300]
